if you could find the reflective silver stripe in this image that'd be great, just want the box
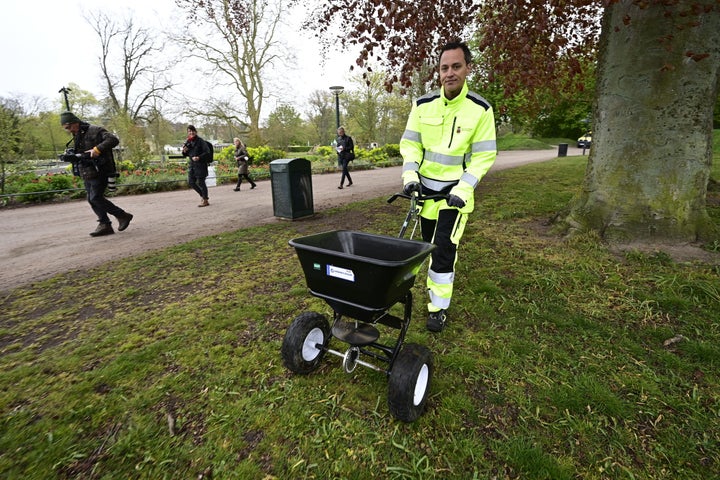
[460,171,479,188]
[421,177,457,191]
[424,150,465,166]
[429,291,451,309]
[429,269,455,284]
[402,129,422,143]
[472,139,497,153]
[403,162,419,173]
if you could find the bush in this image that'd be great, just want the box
[247,146,286,165]
[117,160,136,172]
[381,144,400,158]
[18,182,55,202]
[355,144,401,166]
[215,145,235,162]
[315,145,334,157]
[47,173,75,191]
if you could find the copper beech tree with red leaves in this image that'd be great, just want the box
[308,0,720,246]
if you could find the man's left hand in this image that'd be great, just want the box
[447,194,465,208]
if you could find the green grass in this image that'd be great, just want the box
[1,156,719,479]
[496,133,563,150]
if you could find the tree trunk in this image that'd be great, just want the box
[566,1,720,243]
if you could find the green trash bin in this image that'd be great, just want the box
[270,158,314,219]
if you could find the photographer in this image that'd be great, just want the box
[61,111,133,237]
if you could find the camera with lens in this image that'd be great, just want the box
[59,148,91,163]
[59,148,92,176]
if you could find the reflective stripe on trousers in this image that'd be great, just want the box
[420,204,468,312]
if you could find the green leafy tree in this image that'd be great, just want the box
[59,83,100,119]
[113,115,151,164]
[305,90,337,146]
[263,104,305,148]
[344,71,411,146]
[0,100,24,194]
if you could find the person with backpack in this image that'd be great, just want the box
[60,111,133,237]
[182,125,212,207]
[232,137,257,191]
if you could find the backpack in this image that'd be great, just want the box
[203,140,214,164]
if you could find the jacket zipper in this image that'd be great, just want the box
[448,116,457,148]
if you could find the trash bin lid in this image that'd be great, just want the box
[270,158,310,172]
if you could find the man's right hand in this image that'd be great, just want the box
[403,181,421,195]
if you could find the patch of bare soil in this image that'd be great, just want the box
[611,242,720,265]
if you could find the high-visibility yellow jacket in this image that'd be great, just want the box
[400,82,496,210]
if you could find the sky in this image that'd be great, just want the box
[2,0,354,119]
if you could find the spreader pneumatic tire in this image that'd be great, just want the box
[281,312,331,374]
[387,343,433,422]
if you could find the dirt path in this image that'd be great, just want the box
[0,148,578,292]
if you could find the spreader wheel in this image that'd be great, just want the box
[281,312,331,374]
[387,343,433,422]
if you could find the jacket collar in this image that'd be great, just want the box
[441,82,469,105]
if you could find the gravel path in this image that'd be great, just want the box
[0,148,578,292]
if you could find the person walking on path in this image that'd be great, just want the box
[400,40,497,332]
[335,126,355,189]
[60,111,133,237]
[232,138,256,191]
[182,125,212,207]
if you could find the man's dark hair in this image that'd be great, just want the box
[439,41,472,65]
[187,125,197,132]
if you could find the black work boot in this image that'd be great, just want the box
[427,309,447,332]
[90,223,114,237]
[117,212,133,231]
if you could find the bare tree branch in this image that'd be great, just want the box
[85,11,173,122]
[174,0,286,144]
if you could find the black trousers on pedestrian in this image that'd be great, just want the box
[188,171,208,199]
[84,177,126,224]
[339,158,352,186]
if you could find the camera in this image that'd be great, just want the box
[59,148,91,163]
[59,148,92,177]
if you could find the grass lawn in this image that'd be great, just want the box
[1,155,718,479]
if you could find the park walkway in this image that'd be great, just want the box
[0,148,575,291]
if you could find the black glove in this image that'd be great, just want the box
[403,181,421,195]
[446,194,465,208]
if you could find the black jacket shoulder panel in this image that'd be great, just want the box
[466,91,492,110]
[416,90,441,107]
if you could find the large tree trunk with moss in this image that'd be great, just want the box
[566,1,720,243]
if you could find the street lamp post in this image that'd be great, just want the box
[329,85,344,129]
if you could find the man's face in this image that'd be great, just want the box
[63,123,79,135]
[188,130,196,138]
[337,128,344,136]
[439,48,471,100]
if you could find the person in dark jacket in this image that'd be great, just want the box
[335,126,354,189]
[61,111,133,237]
[232,137,256,191]
[182,125,212,207]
